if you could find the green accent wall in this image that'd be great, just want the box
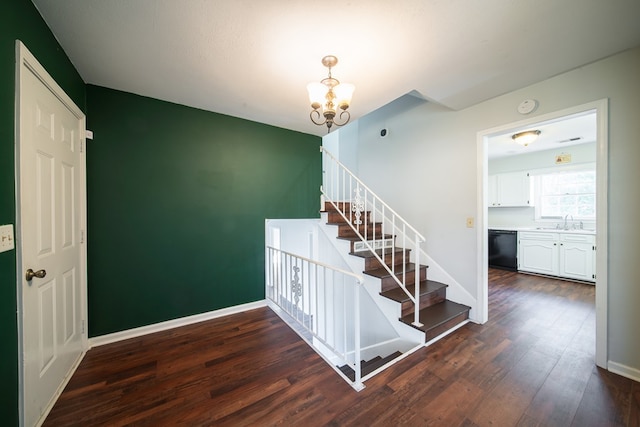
[86,85,321,336]
[1,0,86,423]
[1,2,320,420]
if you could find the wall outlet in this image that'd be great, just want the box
[0,224,15,253]
[466,217,474,228]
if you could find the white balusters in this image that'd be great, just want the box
[320,147,426,326]
[265,246,365,390]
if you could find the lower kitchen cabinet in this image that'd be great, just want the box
[518,231,596,282]
[559,233,596,281]
[518,232,559,276]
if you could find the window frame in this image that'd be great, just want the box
[531,163,596,222]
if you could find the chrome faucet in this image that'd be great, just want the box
[563,214,574,230]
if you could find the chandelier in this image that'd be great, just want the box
[307,55,355,132]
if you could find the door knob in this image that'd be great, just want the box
[25,268,46,282]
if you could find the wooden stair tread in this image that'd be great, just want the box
[364,262,426,278]
[380,280,448,303]
[325,219,376,226]
[349,247,409,259]
[400,300,470,333]
[322,202,355,211]
[338,351,403,381]
[336,234,393,243]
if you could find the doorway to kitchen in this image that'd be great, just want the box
[476,99,608,368]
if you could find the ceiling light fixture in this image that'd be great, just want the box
[512,130,541,146]
[307,55,355,132]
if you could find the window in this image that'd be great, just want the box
[535,170,596,219]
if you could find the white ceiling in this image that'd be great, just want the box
[31,0,640,137]
[488,111,597,159]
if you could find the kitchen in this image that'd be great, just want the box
[487,110,597,283]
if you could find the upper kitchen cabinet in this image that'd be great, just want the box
[489,171,531,207]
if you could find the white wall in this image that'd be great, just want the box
[265,218,405,358]
[321,121,359,202]
[335,47,640,376]
[489,141,597,174]
[488,142,597,229]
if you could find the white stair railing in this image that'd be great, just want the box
[321,147,425,327]
[265,246,366,390]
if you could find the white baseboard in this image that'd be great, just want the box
[89,300,267,348]
[608,360,640,383]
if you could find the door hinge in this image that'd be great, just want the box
[80,140,83,153]
[80,230,84,244]
[82,320,85,334]
[593,245,596,250]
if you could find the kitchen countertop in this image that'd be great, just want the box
[489,226,596,235]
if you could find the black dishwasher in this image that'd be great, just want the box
[488,230,518,271]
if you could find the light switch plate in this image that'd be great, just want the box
[0,224,15,253]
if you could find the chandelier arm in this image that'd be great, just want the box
[332,110,351,127]
[310,109,327,126]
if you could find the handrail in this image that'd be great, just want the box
[269,247,365,281]
[321,147,425,240]
[265,245,366,390]
[321,146,425,327]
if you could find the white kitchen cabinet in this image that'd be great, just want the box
[518,231,596,282]
[559,233,596,281]
[518,232,559,275]
[489,172,531,207]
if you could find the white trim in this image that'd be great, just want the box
[594,99,609,368]
[476,128,490,324]
[419,248,478,322]
[89,300,267,348]
[359,342,423,383]
[608,361,640,383]
[15,40,88,427]
[267,299,365,392]
[477,99,608,366]
[424,319,471,347]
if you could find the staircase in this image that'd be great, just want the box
[322,200,471,354]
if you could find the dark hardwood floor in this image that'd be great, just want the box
[44,269,639,426]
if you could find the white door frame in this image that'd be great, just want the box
[476,99,608,368]
[14,40,89,426]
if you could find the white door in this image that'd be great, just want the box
[17,42,87,427]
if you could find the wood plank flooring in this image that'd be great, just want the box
[44,269,640,426]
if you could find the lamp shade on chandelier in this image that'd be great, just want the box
[307,55,355,132]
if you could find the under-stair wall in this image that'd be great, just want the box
[316,218,425,344]
[265,219,416,360]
